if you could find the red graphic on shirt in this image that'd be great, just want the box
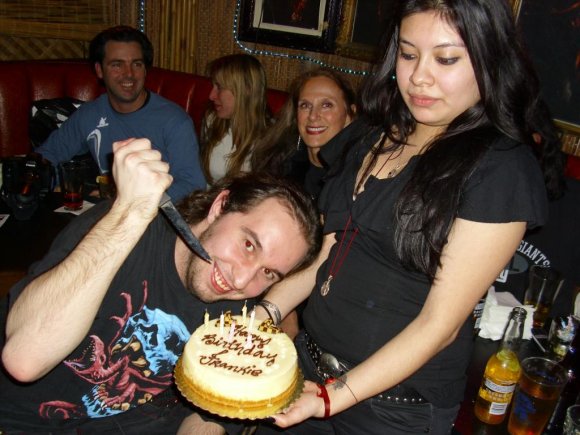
[38,281,174,419]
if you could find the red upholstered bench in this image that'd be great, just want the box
[0,59,289,158]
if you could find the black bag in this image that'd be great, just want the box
[28,97,99,192]
[29,97,85,147]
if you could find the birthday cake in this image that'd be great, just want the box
[175,311,302,419]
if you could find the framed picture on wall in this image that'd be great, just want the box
[514,0,580,139]
[237,0,342,53]
[335,0,395,62]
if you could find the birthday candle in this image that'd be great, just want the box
[228,321,236,342]
[242,300,247,325]
[248,308,256,332]
[204,310,209,329]
[219,312,224,337]
[245,331,253,349]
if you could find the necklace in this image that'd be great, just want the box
[323,144,405,296]
[354,146,405,199]
[320,215,359,296]
[380,147,405,178]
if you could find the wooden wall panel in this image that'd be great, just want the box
[0,0,134,62]
[0,36,86,60]
[193,0,372,91]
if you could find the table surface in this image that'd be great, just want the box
[0,194,546,434]
[0,193,78,296]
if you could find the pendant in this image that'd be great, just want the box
[320,275,333,296]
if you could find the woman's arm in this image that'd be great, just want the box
[2,138,172,382]
[255,232,336,321]
[272,218,526,425]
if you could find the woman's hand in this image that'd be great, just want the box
[269,381,326,428]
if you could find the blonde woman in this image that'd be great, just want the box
[200,54,270,185]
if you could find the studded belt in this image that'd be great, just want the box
[304,332,428,405]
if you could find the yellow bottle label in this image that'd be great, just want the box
[477,378,516,415]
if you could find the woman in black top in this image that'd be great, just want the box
[256,0,563,433]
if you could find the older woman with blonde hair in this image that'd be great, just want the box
[200,53,270,185]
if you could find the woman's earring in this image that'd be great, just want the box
[391,74,396,81]
[297,136,302,150]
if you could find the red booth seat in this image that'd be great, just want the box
[0,59,289,158]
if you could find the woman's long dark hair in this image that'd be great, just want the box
[359,0,565,280]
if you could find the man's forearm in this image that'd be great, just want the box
[3,202,153,382]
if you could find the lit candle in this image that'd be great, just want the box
[219,312,224,337]
[248,308,256,332]
[228,321,236,343]
[245,331,253,349]
[204,310,209,329]
[242,300,247,325]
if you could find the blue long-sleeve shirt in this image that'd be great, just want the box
[36,92,206,200]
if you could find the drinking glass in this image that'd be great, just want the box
[523,266,564,329]
[96,174,116,199]
[59,161,86,211]
[507,357,568,435]
[564,404,580,435]
[547,316,578,361]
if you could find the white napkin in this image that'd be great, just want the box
[478,286,535,340]
[54,201,95,215]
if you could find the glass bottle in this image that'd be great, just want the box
[544,325,579,434]
[473,293,487,337]
[474,307,527,424]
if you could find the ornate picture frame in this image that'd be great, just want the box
[237,0,342,53]
[514,0,580,150]
[334,0,394,62]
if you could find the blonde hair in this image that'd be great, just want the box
[201,54,270,184]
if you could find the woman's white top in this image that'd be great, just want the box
[205,115,252,184]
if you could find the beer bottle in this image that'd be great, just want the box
[544,324,579,433]
[473,292,487,337]
[474,307,527,424]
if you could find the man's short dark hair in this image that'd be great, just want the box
[89,25,154,68]
[177,173,322,274]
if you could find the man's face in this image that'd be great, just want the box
[95,41,148,113]
[182,196,309,303]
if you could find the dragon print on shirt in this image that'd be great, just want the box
[38,281,190,419]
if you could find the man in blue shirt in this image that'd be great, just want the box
[36,26,205,200]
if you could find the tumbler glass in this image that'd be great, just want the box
[564,404,580,435]
[523,266,564,328]
[59,161,86,210]
[507,357,568,435]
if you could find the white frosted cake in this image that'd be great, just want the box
[175,311,301,419]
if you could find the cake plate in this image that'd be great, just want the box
[174,357,305,420]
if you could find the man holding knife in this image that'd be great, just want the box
[0,138,321,434]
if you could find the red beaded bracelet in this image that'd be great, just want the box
[316,384,331,419]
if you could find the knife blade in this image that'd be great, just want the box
[159,192,212,262]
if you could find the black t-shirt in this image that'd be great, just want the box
[288,147,327,201]
[0,202,244,431]
[303,124,548,407]
[494,177,580,319]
